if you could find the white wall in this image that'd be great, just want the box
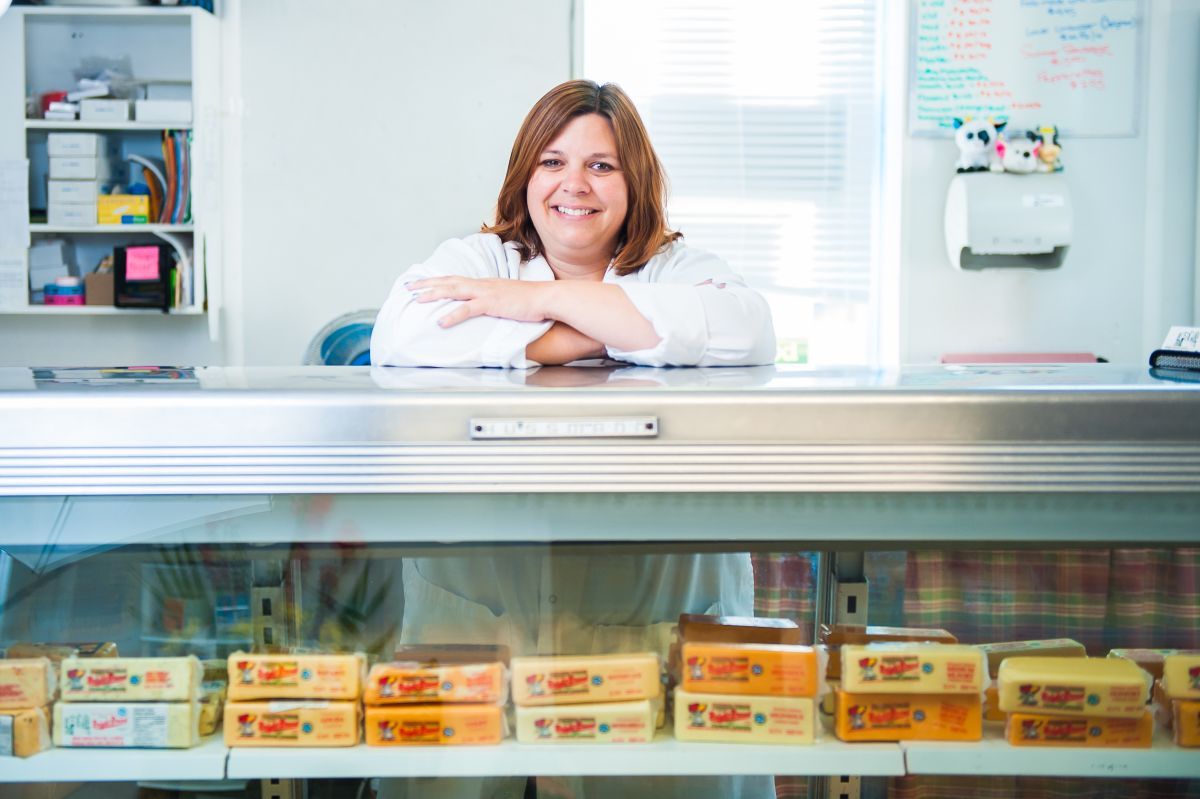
[226,0,572,365]
[900,1,1200,364]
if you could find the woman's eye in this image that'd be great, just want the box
[541,159,563,168]
[590,162,614,172]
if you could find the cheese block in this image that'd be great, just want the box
[840,643,984,694]
[365,704,504,745]
[514,699,654,743]
[834,690,982,742]
[198,695,222,737]
[678,614,803,645]
[0,706,51,757]
[6,641,117,663]
[392,643,510,665]
[1173,700,1200,747]
[679,642,823,697]
[1005,711,1153,748]
[227,652,363,700]
[1153,678,1173,730]
[820,624,956,679]
[510,653,659,707]
[54,701,201,748]
[1161,653,1200,700]
[1106,648,1195,681]
[996,657,1150,718]
[224,701,360,747]
[0,658,55,710]
[978,638,1086,678]
[983,680,1004,722]
[673,688,816,744]
[61,656,201,702]
[364,660,506,705]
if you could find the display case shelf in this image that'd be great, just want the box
[0,305,203,316]
[0,735,228,783]
[25,121,194,131]
[30,224,194,234]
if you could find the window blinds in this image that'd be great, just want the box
[581,0,883,301]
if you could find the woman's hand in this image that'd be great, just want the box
[408,277,551,328]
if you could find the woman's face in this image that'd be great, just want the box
[526,113,628,270]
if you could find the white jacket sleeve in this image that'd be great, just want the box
[605,246,777,367]
[370,235,554,368]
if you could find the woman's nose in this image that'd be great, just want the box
[559,164,590,194]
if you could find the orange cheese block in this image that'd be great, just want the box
[0,706,50,757]
[365,704,504,745]
[1162,653,1200,700]
[1173,700,1200,747]
[833,690,982,742]
[983,680,1004,722]
[679,642,823,697]
[364,661,506,705]
[841,643,984,694]
[1006,711,1153,748]
[510,653,659,706]
[674,688,816,744]
[0,658,55,710]
[821,625,957,680]
[224,701,359,747]
[678,614,804,645]
[514,699,654,743]
[997,657,1150,718]
[227,653,363,701]
[978,639,1086,678]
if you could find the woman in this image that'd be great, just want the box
[373,80,775,799]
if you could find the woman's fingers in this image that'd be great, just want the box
[437,302,480,328]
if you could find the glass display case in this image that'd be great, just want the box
[1,363,1197,798]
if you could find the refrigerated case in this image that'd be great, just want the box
[0,363,1198,795]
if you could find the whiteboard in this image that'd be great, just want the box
[910,0,1145,137]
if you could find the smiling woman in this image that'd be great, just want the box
[369,79,777,369]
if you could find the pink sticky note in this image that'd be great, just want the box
[125,246,159,281]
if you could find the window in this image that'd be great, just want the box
[580,0,890,364]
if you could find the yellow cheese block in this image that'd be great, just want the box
[1106,648,1194,681]
[996,657,1150,718]
[61,656,201,702]
[1173,700,1200,747]
[54,701,201,748]
[834,690,982,742]
[227,652,363,701]
[224,701,360,747]
[510,653,659,707]
[1161,653,1200,700]
[0,658,56,710]
[840,644,984,694]
[6,641,118,663]
[1005,711,1153,748]
[514,699,654,743]
[364,704,504,745]
[977,638,1086,678]
[0,706,51,757]
[673,688,816,744]
[680,642,823,697]
[364,661,506,705]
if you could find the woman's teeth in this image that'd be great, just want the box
[555,207,596,216]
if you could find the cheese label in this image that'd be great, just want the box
[224,700,359,747]
[841,644,984,694]
[679,643,822,697]
[674,688,816,743]
[514,700,654,743]
[1006,711,1153,748]
[1162,654,1200,700]
[834,690,982,742]
[0,658,55,709]
[997,657,1149,718]
[54,702,199,748]
[360,661,506,704]
[227,653,362,701]
[365,705,504,745]
[0,716,12,757]
[61,656,200,702]
[511,653,659,706]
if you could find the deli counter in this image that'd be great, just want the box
[0,363,1198,797]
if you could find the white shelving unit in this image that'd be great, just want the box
[0,6,221,338]
[2,735,228,783]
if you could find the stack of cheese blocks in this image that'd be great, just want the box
[363,645,508,746]
[674,614,822,744]
[1110,649,1200,748]
[55,656,205,748]
[834,642,985,742]
[996,656,1153,748]
[977,638,1088,722]
[224,652,363,748]
[0,658,55,758]
[511,652,661,744]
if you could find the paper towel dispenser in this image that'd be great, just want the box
[944,172,1072,270]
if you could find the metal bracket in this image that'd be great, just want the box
[261,778,303,799]
[827,774,862,799]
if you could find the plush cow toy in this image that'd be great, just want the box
[953,117,1006,172]
[1036,125,1063,172]
[996,130,1040,174]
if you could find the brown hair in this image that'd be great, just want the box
[483,80,681,276]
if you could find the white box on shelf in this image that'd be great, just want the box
[135,100,192,124]
[47,203,97,227]
[47,179,104,206]
[144,82,193,102]
[29,239,74,269]
[80,99,131,122]
[49,157,111,181]
[47,132,107,157]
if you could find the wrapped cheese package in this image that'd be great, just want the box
[224,701,360,747]
[61,656,201,702]
[1161,653,1200,700]
[833,690,982,742]
[678,614,803,645]
[996,657,1150,718]
[820,624,956,680]
[679,642,823,697]
[1106,648,1195,682]
[514,699,654,744]
[0,706,51,757]
[365,704,504,745]
[1005,711,1153,748]
[673,688,816,744]
[1173,700,1200,747]
[54,701,201,748]
[978,639,1086,678]
[6,641,117,664]
[510,653,659,707]
[364,660,506,705]
[840,643,984,694]
[227,653,363,701]
[0,658,56,710]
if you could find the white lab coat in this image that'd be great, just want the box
[374,235,776,798]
